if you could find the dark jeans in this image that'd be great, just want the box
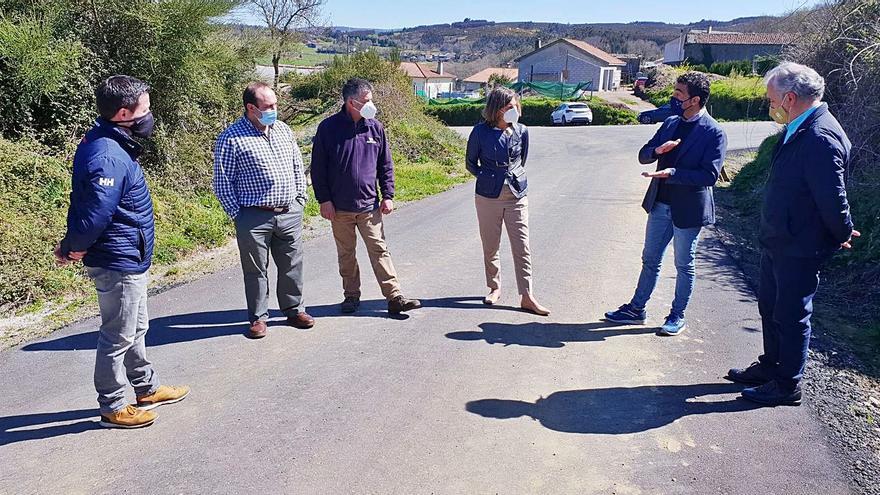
[757,249,823,391]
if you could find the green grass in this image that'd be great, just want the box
[256,44,335,67]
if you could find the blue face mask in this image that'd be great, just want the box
[669,96,686,116]
[257,108,277,126]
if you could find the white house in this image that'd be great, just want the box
[399,61,456,99]
[515,38,625,91]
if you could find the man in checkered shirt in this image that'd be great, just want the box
[213,82,315,339]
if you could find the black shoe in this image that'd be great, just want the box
[341,296,360,314]
[726,361,774,385]
[741,381,802,406]
[388,295,421,314]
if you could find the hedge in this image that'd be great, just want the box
[645,76,770,122]
[425,98,638,126]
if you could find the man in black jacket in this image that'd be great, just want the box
[727,62,860,406]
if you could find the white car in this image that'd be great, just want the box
[551,102,593,125]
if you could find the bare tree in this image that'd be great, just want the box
[246,0,326,87]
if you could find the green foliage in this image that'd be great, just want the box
[645,76,769,122]
[425,97,638,126]
[0,138,85,310]
[290,50,468,203]
[289,50,399,102]
[0,136,235,311]
[0,0,260,312]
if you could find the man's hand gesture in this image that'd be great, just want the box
[654,139,681,156]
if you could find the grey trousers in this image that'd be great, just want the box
[88,267,159,414]
[234,206,305,323]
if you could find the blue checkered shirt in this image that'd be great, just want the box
[213,116,307,218]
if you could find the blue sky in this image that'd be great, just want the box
[228,0,825,30]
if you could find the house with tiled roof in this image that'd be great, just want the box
[399,61,456,99]
[664,27,795,66]
[461,67,519,92]
[514,38,626,91]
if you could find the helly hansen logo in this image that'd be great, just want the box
[98,177,115,187]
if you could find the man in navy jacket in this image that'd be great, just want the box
[728,63,858,406]
[605,72,727,336]
[55,75,188,428]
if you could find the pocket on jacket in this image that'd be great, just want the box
[475,169,497,196]
[137,229,147,261]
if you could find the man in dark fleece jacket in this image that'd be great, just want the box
[727,62,860,406]
[55,75,188,428]
[310,78,421,316]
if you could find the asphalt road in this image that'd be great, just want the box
[0,122,852,494]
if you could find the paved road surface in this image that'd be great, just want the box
[0,122,851,494]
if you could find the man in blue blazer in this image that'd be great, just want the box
[605,72,727,336]
[55,75,188,429]
[727,63,858,406]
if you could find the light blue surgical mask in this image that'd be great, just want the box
[257,108,277,126]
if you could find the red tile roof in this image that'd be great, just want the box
[463,67,519,84]
[563,39,627,66]
[399,62,456,80]
[515,39,626,66]
[686,32,795,45]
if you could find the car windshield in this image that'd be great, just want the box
[568,104,588,109]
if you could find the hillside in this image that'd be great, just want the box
[326,14,810,77]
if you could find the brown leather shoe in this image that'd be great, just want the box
[136,385,190,411]
[247,320,267,339]
[288,312,315,329]
[100,405,156,429]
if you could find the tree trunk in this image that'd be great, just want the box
[272,52,281,89]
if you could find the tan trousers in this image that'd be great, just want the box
[475,187,533,295]
[331,208,401,301]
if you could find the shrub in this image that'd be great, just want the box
[644,75,769,121]
[425,97,638,126]
[0,138,84,311]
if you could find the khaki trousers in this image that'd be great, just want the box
[475,187,533,295]
[331,208,401,300]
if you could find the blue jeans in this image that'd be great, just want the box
[630,203,702,317]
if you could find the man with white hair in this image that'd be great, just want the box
[726,62,859,406]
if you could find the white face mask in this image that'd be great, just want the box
[357,100,378,120]
[503,106,520,124]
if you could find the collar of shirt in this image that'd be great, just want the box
[684,107,706,123]
[784,103,821,143]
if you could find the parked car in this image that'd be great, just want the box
[638,104,675,124]
[551,102,593,125]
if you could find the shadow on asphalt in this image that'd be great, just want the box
[21,309,274,351]
[446,321,656,348]
[466,382,759,434]
[0,408,101,446]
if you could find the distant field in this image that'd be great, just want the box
[257,44,336,66]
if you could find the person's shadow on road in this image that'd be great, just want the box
[21,309,271,351]
[446,321,656,348]
[466,382,758,434]
[0,408,102,446]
